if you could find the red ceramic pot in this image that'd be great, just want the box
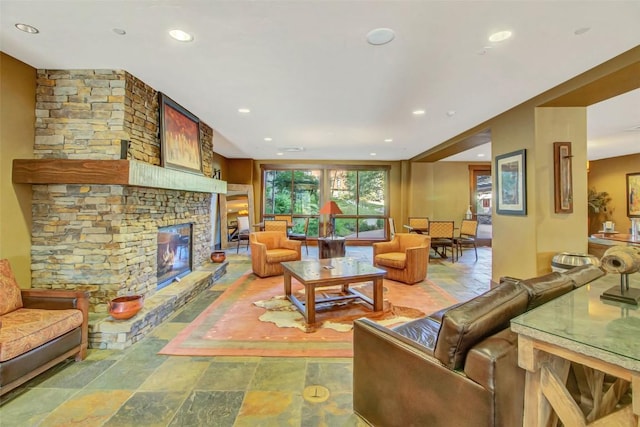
[108,295,144,320]
[210,251,226,263]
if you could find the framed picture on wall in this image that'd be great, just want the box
[627,172,640,218]
[553,142,573,213]
[159,92,203,175]
[495,149,527,215]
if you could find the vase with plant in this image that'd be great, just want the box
[588,188,614,234]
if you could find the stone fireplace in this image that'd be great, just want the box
[13,69,226,349]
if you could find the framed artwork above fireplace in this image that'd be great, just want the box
[159,92,203,175]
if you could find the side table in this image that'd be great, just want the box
[318,237,346,259]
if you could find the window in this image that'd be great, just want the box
[262,166,389,240]
[329,169,387,239]
[263,169,321,237]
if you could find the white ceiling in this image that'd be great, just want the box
[1,1,639,162]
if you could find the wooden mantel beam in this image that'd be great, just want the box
[12,159,227,194]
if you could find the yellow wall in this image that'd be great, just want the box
[0,53,35,287]
[533,107,589,274]
[410,162,490,227]
[588,153,640,234]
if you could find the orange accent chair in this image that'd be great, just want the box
[373,233,431,284]
[250,231,302,277]
[0,259,89,396]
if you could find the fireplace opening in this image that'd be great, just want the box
[157,223,193,290]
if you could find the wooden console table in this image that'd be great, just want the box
[511,278,640,426]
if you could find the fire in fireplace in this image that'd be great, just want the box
[157,223,193,289]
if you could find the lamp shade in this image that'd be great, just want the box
[319,201,343,215]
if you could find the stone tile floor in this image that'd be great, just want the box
[1,245,494,426]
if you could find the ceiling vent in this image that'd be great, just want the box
[278,147,304,152]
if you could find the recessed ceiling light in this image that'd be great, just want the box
[112,28,126,36]
[264,137,273,141]
[238,108,251,114]
[413,109,425,115]
[169,29,193,42]
[384,138,393,143]
[488,30,512,43]
[574,27,590,36]
[366,28,395,46]
[15,23,39,34]
[276,152,284,156]
[370,152,377,156]
[446,110,456,117]
[477,153,486,158]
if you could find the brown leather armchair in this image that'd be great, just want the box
[353,265,605,427]
[373,233,431,284]
[249,231,302,277]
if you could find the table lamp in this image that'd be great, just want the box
[319,201,342,239]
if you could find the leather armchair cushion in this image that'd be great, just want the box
[0,308,83,361]
[0,259,23,316]
[434,281,529,370]
[517,272,575,310]
[392,316,440,352]
[374,252,406,269]
[563,264,605,288]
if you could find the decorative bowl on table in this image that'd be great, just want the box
[210,251,226,263]
[108,295,144,320]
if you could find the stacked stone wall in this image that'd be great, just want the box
[35,69,128,159]
[30,183,211,312]
[31,69,217,314]
[124,72,160,164]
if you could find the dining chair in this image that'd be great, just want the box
[274,215,293,224]
[428,221,455,261]
[407,217,429,234]
[236,215,251,253]
[264,219,289,234]
[454,219,479,261]
[288,217,310,255]
[388,217,396,239]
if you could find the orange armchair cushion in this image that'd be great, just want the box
[0,308,83,361]
[375,252,406,269]
[0,259,23,316]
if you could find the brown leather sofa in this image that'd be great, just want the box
[353,264,605,427]
[0,259,89,397]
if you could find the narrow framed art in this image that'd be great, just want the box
[159,92,203,175]
[495,149,527,215]
[553,142,573,213]
[627,172,640,218]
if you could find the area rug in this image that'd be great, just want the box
[159,270,458,358]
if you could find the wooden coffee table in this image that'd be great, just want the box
[281,257,387,325]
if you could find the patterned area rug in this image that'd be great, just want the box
[159,269,457,357]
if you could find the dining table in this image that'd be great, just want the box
[402,224,428,234]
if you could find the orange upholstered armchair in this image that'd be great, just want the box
[373,233,431,285]
[250,231,302,277]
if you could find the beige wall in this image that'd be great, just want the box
[588,153,640,234]
[410,162,489,227]
[533,107,589,274]
[0,53,35,287]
